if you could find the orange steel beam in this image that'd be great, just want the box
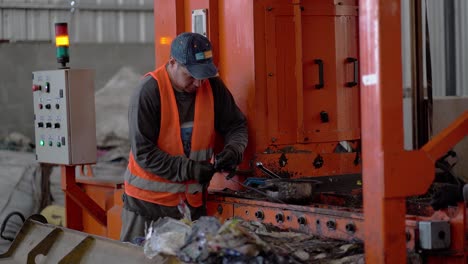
[360,0,426,263]
[360,1,467,263]
[61,166,107,227]
[422,111,468,162]
[154,0,185,68]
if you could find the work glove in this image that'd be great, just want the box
[191,161,215,185]
[214,145,240,172]
[430,183,463,211]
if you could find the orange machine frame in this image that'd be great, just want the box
[152,0,468,263]
[60,1,467,263]
[359,1,468,262]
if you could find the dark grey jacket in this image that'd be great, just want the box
[124,74,248,218]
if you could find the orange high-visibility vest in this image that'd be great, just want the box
[125,65,215,207]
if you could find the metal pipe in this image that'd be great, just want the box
[444,0,456,96]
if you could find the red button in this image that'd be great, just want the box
[39,104,43,109]
[32,85,41,91]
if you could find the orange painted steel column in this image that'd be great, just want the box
[154,0,185,67]
[422,111,468,162]
[360,0,429,262]
[61,166,107,229]
[359,0,407,259]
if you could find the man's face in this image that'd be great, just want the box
[171,61,205,93]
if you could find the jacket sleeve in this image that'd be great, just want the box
[210,77,249,164]
[128,76,193,182]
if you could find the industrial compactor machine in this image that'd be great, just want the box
[11,0,467,263]
[150,1,467,263]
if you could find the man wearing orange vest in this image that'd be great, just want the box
[120,32,248,243]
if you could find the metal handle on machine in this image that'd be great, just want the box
[345,57,358,87]
[256,162,282,179]
[314,59,324,89]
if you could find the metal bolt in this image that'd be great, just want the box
[298,216,307,225]
[313,154,324,169]
[275,213,284,223]
[217,205,223,214]
[255,210,264,220]
[326,220,336,230]
[345,223,356,234]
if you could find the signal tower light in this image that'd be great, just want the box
[55,22,70,68]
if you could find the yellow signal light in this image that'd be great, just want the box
[55,35,69,47]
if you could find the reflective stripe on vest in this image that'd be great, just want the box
[125,65,215,207]
[124,170,203,194]
[189,149,213,161]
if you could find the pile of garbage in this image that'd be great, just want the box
[142,216,364,263]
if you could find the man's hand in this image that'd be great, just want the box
[191,161,215,184]
[214,146,239,172]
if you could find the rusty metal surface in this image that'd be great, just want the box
[206,194,434,252]
[0,219,162,263]
[207,195,365,243]
[206,194,468,256]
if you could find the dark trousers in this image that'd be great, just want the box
[120,202,203,243]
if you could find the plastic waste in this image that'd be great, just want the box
[143,217,191,259]
[177,216,221,262]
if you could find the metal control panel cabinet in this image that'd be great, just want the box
[32,69,96,165]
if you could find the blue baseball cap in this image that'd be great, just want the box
[170,32,218,80]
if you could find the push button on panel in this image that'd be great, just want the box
[32,85,41,92]
[37,122,44,128]
[45,104,51,109]
[54,123,60,129]
[45,82,50,93]
[46,122,52,128]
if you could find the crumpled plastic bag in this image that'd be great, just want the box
[143,217,191,258]
[207,218,268,257]
[177,216,221,262]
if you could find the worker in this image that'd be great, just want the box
[120,32,248,243]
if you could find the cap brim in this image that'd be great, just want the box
[186,62,218,80]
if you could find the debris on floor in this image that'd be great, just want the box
[143,216,364,263]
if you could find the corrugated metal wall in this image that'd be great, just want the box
[0,0,154,43]
[426,0,468,96]
[454,0,468,96]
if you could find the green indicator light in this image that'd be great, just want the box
[57,142,61,147]
[56,46,69,59]
[40,140,45,146]
[49,141,53,146]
